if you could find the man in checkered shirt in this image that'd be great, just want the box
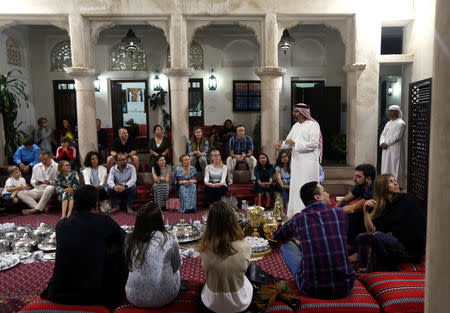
[273,181,356,299]
[226,125,257,185]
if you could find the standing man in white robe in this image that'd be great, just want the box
[276,104,322,216]
[380,105,406,185]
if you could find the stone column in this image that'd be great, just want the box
[344,12,381,167]
[163,67,194,165]
[425,0,450,311]
[66,67,98,164]
[255,67,286,162]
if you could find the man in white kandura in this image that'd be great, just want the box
[276,103,322,216]
[379,105,406,184]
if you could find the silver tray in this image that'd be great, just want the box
[43,252,56,260]
[37,243,56,251]
[177,232,203,243]
[0,256,20,271]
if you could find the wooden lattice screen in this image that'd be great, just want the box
[407,78,432,210]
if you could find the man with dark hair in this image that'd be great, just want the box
[13,137,40,174]
[19,150,57,215]
[107,152,137,213]
[335,163,376,251]
[226,124,257,185]
[274,181,355,299]
[41,185,128,309]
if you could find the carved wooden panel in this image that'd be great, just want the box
[111,42,147,71]
[189,40,204,70]
[50,40,72,72]
[407,78,432,210]
[6,37,23,67]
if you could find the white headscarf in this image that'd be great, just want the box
[388,105,403,119]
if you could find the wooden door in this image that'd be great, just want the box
[53,80,77,130]
[292,86,341,162]
[188,79,204,126]
[111,82,124,133]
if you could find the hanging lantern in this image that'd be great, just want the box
[121,29,141,55]
[278,29,295,55]
[153,74,162,91]
[94,77,100,92]
[208,69,217,91]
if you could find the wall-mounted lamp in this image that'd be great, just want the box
[94,77,100,92]
[388,84,393,96]
[208,68,217,91]
[153,74,162,91]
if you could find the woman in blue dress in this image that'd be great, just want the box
[274,150,291,211]
[174,154,197,213]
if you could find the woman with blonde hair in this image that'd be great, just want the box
[357,174,426,272]
[204,150,228,206]
[198,201,252,313]
[187,126,209,172]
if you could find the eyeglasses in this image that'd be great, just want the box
[117,158,127,162]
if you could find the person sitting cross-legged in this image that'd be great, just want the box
[40,185,128,310]
[19,150,58,215]
[273,181,356,299]
[226,125,257,185]
[55,160,80,219]
[107,152,137,214]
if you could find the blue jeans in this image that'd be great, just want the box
[107,186,137,207]
[280,241,303,289]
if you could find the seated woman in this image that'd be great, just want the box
[125,202,182,308]
[60,119,77,143]
[152,155,172,211]
[82,151,108,212]
[274,150,291,210]
[220,119,236,158]
[357,174,426,273]
[253,153,275,207]
[187,126,209,172]
[204,150,228,207]
[55,160,80,218]
[208,125,222,153]
[174,154,197,213]
[56,136,77,168]
[149,125,170,167]
[198,201,253,313]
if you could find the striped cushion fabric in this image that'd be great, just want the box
[265,300,296,313]
[298,281,380,313]
[397,262,425,273]
[359,272,425,313]
[19,297,109,313]
[113,281,203,313]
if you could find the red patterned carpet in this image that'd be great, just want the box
[0,210,296,312]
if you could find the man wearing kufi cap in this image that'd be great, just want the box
[379,105,406,184]
[276,103,322,215]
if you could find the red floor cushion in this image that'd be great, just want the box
[19,297,109,313]
[298,281,380,313]
[397,262,426,273]
[113,281,203,312]
[359,272,425,313]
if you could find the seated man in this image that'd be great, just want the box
[106,128,139,170]
[41,185,128,310]
[18,150,58,215]
[273,181,355,299]
[335,163,376,251]
[226,125,257,185]
[107,152,137,214]
[96,119,107,151]
[13,137,40,175]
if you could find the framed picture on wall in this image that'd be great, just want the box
[233,80,261,111]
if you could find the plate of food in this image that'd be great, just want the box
[18,252,32,260]
[43,252,56,260]
[37,243,56,252]
[0,255,20,271]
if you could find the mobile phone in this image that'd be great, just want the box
[179,280,189,292]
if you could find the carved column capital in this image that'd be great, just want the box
[163,67,195,77]
[343,63,366,72]
[255,66,286,77]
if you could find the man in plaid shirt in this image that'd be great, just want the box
[273,181,356,299]
[226,125,257,184]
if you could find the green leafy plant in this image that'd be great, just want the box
[0,70,29,158]
[330,133,346,163]
[148,88,170,130]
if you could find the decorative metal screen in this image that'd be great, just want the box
[50,40,72,72]
[407,78,432,210]
[189,40,204,70]
[111,42,147,71]
[6,37,23,67]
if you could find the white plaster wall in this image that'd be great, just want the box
[0,27,36,134]
[28,27,71,131]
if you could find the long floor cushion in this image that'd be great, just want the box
[298,280,380,313]
[359,271,425,313]
[19,297,109,313]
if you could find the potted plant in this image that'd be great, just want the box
[0,70,29,162]
[148,88,170,130]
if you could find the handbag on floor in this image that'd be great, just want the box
[166,198,181,211]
